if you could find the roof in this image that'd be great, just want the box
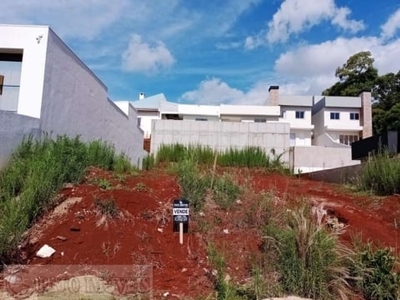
[130,93,168,110]
[279,95,313,107]
[312,96,361,114]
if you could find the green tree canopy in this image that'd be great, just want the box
[323,51,400,135]
[322,51,378,96]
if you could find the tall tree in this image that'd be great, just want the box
[372,71,400,134]
[322,51,378,96]
[373,71,400,111]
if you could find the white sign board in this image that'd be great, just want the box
[173,208,189,216]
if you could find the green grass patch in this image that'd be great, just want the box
[148,144,289,173]
[212,174,241,210]
[356,150,400,195]
[0,135,134,261]
[350,243,400,300]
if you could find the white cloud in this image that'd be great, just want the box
[244,35,265,50]
[181,78,278,105]
[0,0,131,39]
[181,78,245,104]
[122,34,175,74]
[249,0,365,45]
[273,36,400,95]
[275,37,378,77]
[381,8,400,39]
[331,7,365,33]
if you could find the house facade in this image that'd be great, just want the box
[129,87,371,149]
[127,86,372,173]
[311,93,372,147]
[0,24,144,167]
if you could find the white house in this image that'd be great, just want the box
[0,24,144,167]
[312,93,372,147]
[126,86,372,173]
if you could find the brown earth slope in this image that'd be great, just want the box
[2,167,400,299]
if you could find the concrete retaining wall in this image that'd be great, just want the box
[300,164,363,184]
[0,111,40,168]
[290,146,360,174]
[39,30,144,166]
[150,120,291,164]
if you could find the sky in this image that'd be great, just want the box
[2,0,400,105]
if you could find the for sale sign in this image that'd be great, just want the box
[173,199,189,233]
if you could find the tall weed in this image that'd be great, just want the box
[0,135,133,260]
[357,150,400,195]
[264,205,353,299]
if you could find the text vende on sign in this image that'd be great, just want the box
[173,208,189,216]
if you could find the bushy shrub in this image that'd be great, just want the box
[351,244,400,300]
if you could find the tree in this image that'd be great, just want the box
[323,51,400,135]
[323,51,378,96]
[373,71,400,111]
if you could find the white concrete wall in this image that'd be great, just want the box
[182,115,220,121]
[311,108,324,139]
[314,133,349,148]
[328,131,360,144]
[220,104,280,117]
[279,106,313,129]
[290,129,312,146]
[290,146,360,174]
[178,104,219,116]
[323,107,362,131]
[39,29,144,166]
[150,120,290,164]
[138,111,160,138]
[0,110,40,168]
[0,25,49,118]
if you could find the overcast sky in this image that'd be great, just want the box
[2,0,400,104]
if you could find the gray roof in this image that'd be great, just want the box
[279,95,313,107]
[130,93,167,110]
[312,96,361,114]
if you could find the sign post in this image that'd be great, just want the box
[173,199,189,245]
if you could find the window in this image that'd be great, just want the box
[295,111,305,119]
[330,112,340,120]
[350,112,359,120]
[0,75,3,95]
[137,117,141,127]
[195,118,207,121]
[254,118,267,123]
[339,135,359,145]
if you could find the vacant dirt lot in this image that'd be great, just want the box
[2,167,400,299]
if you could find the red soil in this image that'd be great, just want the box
[4,167,400,299]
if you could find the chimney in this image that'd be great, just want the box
[139,92,145,100]
[360,91,372,139]
[268,86,279,106]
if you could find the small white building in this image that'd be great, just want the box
[0,24,144,167]
[312,93,372,147]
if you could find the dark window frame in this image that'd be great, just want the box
[350,112,359,120]
[330,112,340,120]
[295,111,305,119]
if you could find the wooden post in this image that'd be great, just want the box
[179,222,183,245]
